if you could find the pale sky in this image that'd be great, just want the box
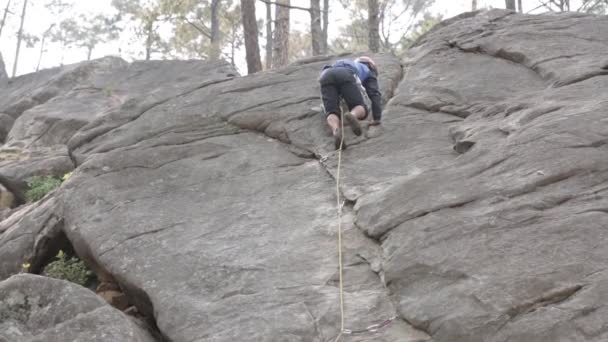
[0,0,582,77]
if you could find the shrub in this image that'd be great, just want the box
[44,250,94,287]
[25,176,62,202]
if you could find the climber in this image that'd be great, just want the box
[318,56,383,150]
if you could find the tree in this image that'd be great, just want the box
[75,14,121,60]
[401,12,442,46]
[264,0,272,68]
[288,30,311,63]
[12,0,27,77]
[241,0,262,73]
[531,0,606,13]
[111,0,166,60]
[0,0,12,39]
[208,0,221,60]
[35,24,54,71]
[553,0,571,10]
[168,0,240,61]
[310,0,322,55]
[45,0,71,14]
[50,18,79,65]
[142,9,159,60]
[334,0,435,54]
[579,0,608,13]
[332,17,367,53]
[322,0,329,54]
[368,0,380,53]
[472,0,477,10]
[272,0,289,67]
[36,0,75,68]
[378,0,436,53]
[224,3,243,66]
[505,0,516,10]
[259,0,329,58]
[517,0,523,12]
[578,0,608,13]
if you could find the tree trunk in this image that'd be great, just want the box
[517,0,522,12]
[145,20,153,61]
[0,0,11,39]
[36,35,46,72]
[60,42,65,66]
[310,0,322,56]
[564,0,570,11]
[322,0,329,54]
[241,0,262,74]
[272,0,289,67]
[230,23,237,67]
[505,0,516,10]
[368,0,380,53]
[12,0,27,77]
[265,1,272,69]
[472,0,477,10]
[87,46,93,61]
[0,52,7,81]
[210,0,221,60]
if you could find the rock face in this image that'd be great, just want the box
[1,9,608,342]
[0,274,155,342]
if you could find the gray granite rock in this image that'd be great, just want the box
[0,274,155,342]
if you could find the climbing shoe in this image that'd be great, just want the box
[345,113,362,136]
[334,128,346,150]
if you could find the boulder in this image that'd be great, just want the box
[0,274,156,342]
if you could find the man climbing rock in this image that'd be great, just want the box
[319,56,383,150]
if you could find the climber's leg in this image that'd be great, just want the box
[320,71,347,150]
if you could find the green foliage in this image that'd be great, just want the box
[166,0,242,60]
[44,250,93,287]
[48,13,120,61]
[103,85,114,97]
[580,0,608,13]
[332,0,368,53]
[45,0,73,15]
[111,0,166,59]
[25,176,62,202]
[288,30,312,63]
[21,33,40,48]
[331,0,436,54]
[400,12,443,49]
[78,14,121,60]
[50,18,79,48]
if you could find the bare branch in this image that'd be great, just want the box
[549,0,565,10]
[528,0,555,12]
[395,13,419,46]
[578,0,606,12]
[258,0,318,12]
[179,16,212,39]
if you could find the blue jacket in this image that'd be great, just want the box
[331,59,371,82]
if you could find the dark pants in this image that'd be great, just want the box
[319,67,368,119]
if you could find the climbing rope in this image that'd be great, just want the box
[333,113,346,342]
[330,113,396,342]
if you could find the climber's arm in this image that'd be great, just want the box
[363,71,382,123]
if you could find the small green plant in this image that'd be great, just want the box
[25,176,62,202]
[103,85,113,97]
[44,250,93,286]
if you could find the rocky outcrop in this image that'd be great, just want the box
[354,10,608,342]
[1,8,608,342]
[0,274,155,341]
